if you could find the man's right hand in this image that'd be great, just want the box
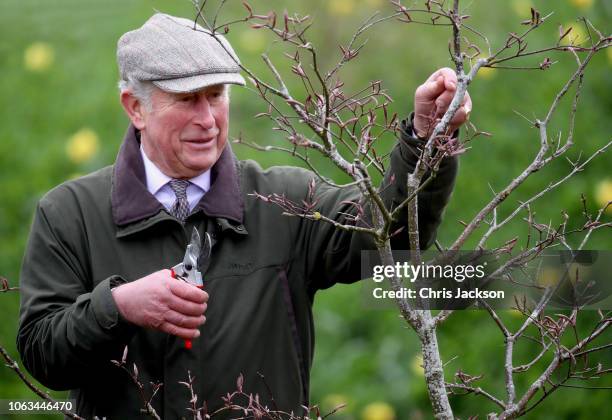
[111,269,208,340]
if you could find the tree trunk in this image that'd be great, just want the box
[419,312,454,420]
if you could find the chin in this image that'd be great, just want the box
[185,160,215,175]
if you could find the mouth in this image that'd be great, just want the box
[182,136,217,151]
[183,137,216,144]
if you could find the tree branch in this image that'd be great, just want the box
[0,345,85,420]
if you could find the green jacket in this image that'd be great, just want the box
[18,118,457,419]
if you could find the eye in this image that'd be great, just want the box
[208,88,225,100]
[178,94,195,103]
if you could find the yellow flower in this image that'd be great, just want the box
[410,354,424,377]
[508,309,523,318]
[328,0,355,16]
[323,393,348,411]
[510,0,533,17]
[570,0,594,9]
[472,54,497,80]
[562,21,589,45]
[565,263,590,284]
[312,211,322,220]
[361,402,396,420]
[595,179,612,213]
[537,264,590,288]
[24,42,55,72]
[477,66,497,80]
[536,267,561,288]
[66,128,99,164]
[239,29,267,54]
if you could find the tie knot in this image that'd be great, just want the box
[169,179,189,199]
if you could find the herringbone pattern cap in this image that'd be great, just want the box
[117,13,246,93]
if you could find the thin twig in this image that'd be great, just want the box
[0,345,85,420]
[446,382,506,409]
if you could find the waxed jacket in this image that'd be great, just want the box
[18,118,457,419]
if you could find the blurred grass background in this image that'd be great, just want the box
[0,0,610,419]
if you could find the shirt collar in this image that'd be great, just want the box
[189,169,211,193]
[140,146,172,195]
[139,146,211,194]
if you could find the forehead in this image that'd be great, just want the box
[161,84,226,97]
[149,84,228,108]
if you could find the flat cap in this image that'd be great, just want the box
[117,13,245,93]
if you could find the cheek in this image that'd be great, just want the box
[215,104,230,130]
[157,115,188,143]
[216,113,229,145]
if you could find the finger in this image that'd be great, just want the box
[168,279,209,304]
[427,68,458,90]
[426,67,456,83]
[438,90,472,118]
[160,322,201,340]
[434,90,455,114]
[168,298,207,317]
[463,91,472,114]
[444,77,457,91]
[415,76,446,102]
[449,106,468,127]
[163,310,206,329]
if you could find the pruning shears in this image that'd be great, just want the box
[170,227,211,349]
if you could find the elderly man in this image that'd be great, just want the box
[18,13,470,419]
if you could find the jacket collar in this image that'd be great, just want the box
[111,124,244,227]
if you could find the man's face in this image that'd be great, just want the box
[138,84,229,179]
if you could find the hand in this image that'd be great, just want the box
[413,67,472,139]
[112,270,208,340]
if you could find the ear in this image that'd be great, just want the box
[120,91,147,130]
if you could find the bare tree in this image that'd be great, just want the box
[188,0,611,418]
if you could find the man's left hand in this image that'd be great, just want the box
[413,67,472,139]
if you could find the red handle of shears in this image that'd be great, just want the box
[170,268,203,350]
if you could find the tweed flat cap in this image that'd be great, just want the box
[117,13,245,93]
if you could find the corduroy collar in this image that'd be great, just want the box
[111,124,244,226]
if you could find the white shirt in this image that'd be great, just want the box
[140,146,211,212]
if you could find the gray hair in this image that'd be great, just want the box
[118,78,156,110]
[118,79,231,111]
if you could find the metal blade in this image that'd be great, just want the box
[180,228,201,275]
[189,227,202,259]
[185,227,202,264]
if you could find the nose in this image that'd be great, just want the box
[193,97,215,129]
